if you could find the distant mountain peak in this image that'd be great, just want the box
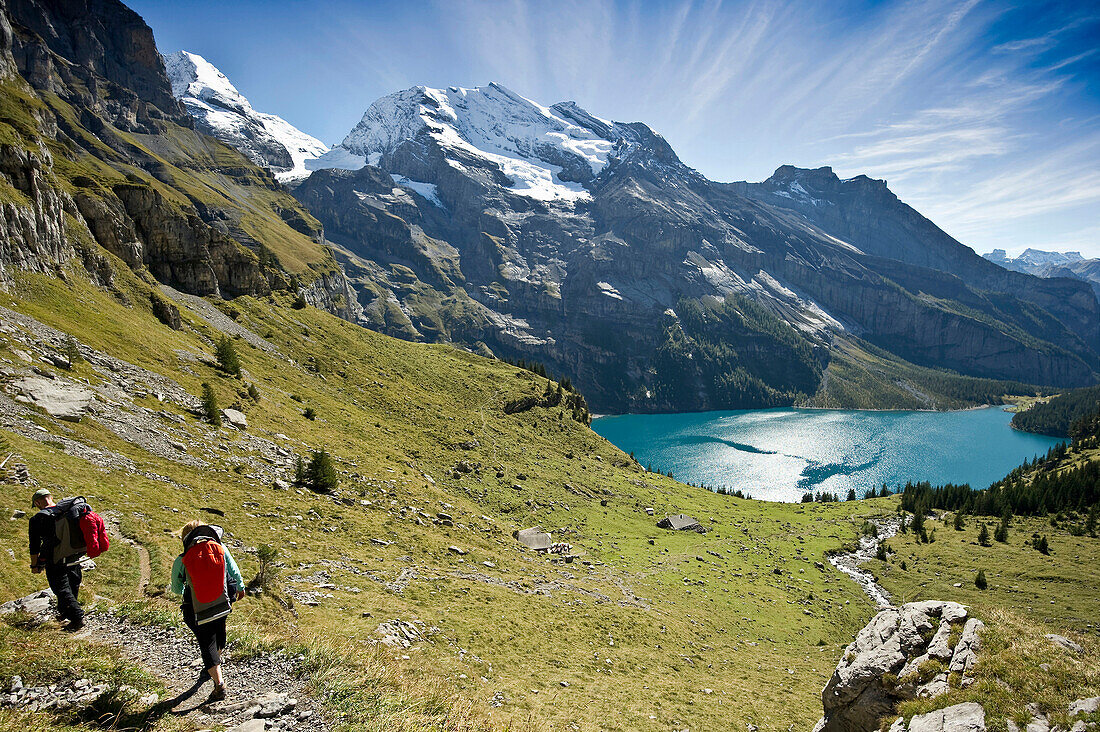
[164,50,327,182]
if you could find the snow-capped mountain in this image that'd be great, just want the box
[985,248,1100,299]
[164,51,327,182]
[308,82,676,203]
[984,248,1086,272]
[286,82,1098,411]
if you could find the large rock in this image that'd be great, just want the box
[905,702,986,732]
[817,601,976,732]
[11,377,93,422]
[221,408,247,430]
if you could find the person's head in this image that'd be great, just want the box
[31,489,53,510]
[180,520,202,542]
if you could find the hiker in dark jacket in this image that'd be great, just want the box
[27,488,84,631]
[171,520,244,702]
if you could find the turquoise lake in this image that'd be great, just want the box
[591,407,1065,502]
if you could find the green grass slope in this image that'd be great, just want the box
[0,261,893,731]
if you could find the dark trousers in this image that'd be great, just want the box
[45,563,83,623]
[182,605,227,670]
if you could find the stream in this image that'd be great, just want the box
[828,516,900,608]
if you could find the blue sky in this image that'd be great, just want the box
[131,0,1099,257]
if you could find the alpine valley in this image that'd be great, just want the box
[0,2,1098,732]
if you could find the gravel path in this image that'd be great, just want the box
[81,609,332,732]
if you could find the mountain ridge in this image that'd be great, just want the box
[275,81,1099,410]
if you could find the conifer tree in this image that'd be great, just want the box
[215,336,241,376]
[307,450,339,494]
[977,523,990,547]
[201,383,220,425]
[975,570,987,590]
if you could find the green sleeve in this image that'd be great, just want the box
[170,556,185,595]
[223,546,244,591]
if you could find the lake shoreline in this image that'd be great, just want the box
[591,403,1004,420]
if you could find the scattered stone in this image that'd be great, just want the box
[229,720,266,732]
[0,590,55,625]
[1045,634,1085,654]
[9,510,25,520]
[447,546,467,555]
[458,439,479,450]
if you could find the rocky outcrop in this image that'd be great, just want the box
[299,265,363,324]
[815,601,981,732]
[0,0,359,323]
[0,142,76,282]
[9,375,93,421]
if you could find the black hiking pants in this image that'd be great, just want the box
[182,605,227,670]
[45,563,83,624]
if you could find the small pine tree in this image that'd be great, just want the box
[994,521,1008,543]
[293,456,306,486]
[307,450,339,494]
[215,336,241,376]
[303,407,316,420]
[63,335,82,368]
[247,383,261,402]
[1037,535,1050,555]
[975,569,987,590]
[875,544,888,561]
[292,294,308,309]
[252,544,280,591]
[953,512,965,531]
[847,489,857,501]
[977,523,990,547]
[201,383,220,425]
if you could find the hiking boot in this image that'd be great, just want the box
[205,683,226,703]
[63,618,85,632]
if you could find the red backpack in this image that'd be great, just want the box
[79,510,110,559]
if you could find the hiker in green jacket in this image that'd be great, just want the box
[171,520,244,702]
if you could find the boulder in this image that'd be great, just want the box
[11,377,92,422]
[514,526,552,552]
[221,408,247,430]
[817,601,979,732]
[1069,697,1100,715]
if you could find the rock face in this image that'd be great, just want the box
[10,376,92,421]
[0,0,358,321]
[816,601,981,732]
[277,84,1099,412]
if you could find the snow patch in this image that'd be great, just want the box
[392,175,444,208]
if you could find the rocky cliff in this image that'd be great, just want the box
[0,0,358,318]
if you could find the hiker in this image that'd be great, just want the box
[27,488,93,631]
[171,520,245,702]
